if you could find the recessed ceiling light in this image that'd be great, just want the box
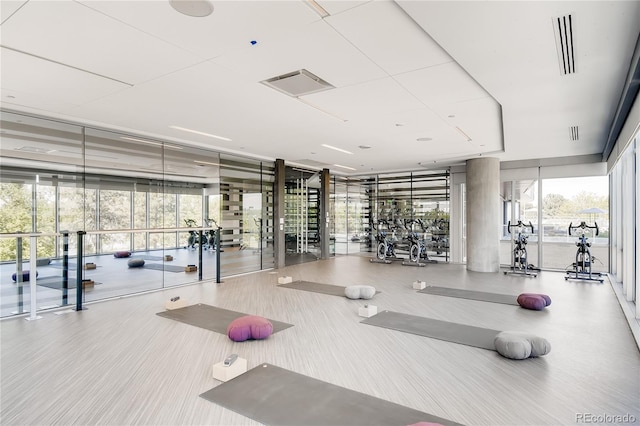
[395,123,404,127]
[169,0,214,17]
[416,137,433,142]
[333,164,356,171]
[358,145,372,149]
[448,115,455,118]
[169,125,232,142]
[455,126,472,142]
[121,136,183,150]
[194,160,220,166]
[7,95,15,99]
[305,0,329,18]
[322,144,353,155]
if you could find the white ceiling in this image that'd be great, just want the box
[1,0,639,176]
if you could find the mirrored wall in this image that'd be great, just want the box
[0,110,274,318]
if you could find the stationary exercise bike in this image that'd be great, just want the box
[203,218,221,251]
[184,218,200,249]
[371,219,397,263]
[504,220,537,277]
[565,221,603,283]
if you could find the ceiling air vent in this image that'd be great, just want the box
[570,126,579,141]
[261,69,334,97]
[553,14,575,75]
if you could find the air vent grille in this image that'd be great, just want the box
[261,69,334,97]
[554,14,575,75]
[570,125,579,141]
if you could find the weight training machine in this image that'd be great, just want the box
[504,220,537,277]
[565,221,604,283]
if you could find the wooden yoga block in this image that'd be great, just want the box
[358,305,378,318]
[278,276,293,284]
[413,280,426,290]
[84,262,97,270]
[184,265,197,272]
[212,357,247,382]
[164,255,173,261]
[165,298,188,310]
[82,279,95,289]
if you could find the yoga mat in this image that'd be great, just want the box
[48,262,78,270]
[143,263,187,273]
[200,363,461,426]
[361,310,500,351]
[156,304,293,335]
[36,276,99,290]
[417,286,519,305]
[140,255,164,261]
[278,281,380,297]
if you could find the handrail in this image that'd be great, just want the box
[0,226,219,238]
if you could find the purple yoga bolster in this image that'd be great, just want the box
[227,315,273,342]
[12,270,38,282]
[517,294,547,310]
[519,292,551,306]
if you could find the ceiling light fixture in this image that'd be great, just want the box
[194,160,220,166]
[169,0,214,17]
[358,145,372,149]
[121,136,183,150]
[305,0,329,18]
[322,144,353,155]
[416,137,433,142]
[455,126,472,142]
[169,125,232,142]
[333,164,356,171]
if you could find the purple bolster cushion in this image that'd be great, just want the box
[114,251,132,258]
[227,315,273,342]
[517,293,551,310]
[12,270,38,282]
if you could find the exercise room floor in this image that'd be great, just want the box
[1,255,638,425]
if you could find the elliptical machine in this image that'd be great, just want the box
[565,221,603,283]
[504,220,537,277]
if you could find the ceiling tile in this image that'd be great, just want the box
[326,0,452,76]
[213,19,387,88]
[1,0,202,85]
[78,0,320,59]
[1,47,130,106]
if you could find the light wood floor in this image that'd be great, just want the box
[1,255,639,425]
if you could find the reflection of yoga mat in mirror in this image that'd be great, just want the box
[200,363,461,426]
[361,310,501,351]
[417,286,519,305]
[143,263,188,273]
[278,281,380,297]
[156,304,293,335]
[35,277,100,290]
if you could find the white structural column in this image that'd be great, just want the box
[466,157,500,272]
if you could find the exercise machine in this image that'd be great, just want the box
[203,218,222,251]
[370,219,397,264]
[184,218,200,249]
[401,219,435,266]
[565,221,604,283]
[504,220,537,277]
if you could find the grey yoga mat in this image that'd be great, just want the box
[142,263,187,273]
[156,304,293,335]
[277,280,380,297]
[200,363,462,426]
[417,285,519,305]
[361,310,500,351]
